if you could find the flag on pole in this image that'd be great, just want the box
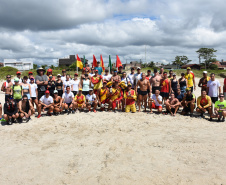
[108,55,112,72]
[76,54,83,69]
[116,55,122,69]
[92,54,97,68]
[100,55,105,71]
[83,55,86,66]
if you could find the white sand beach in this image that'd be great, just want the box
[0,78,226,185]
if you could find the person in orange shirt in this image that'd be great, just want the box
[97,81,109,111]
[74,88,86,112]
[91,70,103,94]
[124,83,137,113]
[108,81,123,111]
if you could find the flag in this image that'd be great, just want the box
[100,55,105,71]
[83,55,86,66]
[108,55,112,71]
[92,54,97,68]
[116,55,122,69]
[76,54,83,69]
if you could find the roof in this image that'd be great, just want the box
[181,64,200,68]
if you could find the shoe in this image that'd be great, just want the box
[209,118,212,121]
[190,113,193,117]
[67,109,70,115]
[48,112,52,116]
[37,114,41,118]
[93,109,97,113]
[201,113,205,118]
[8,118,13,125]
[72,110,75,114]
[218,118,221,122]
[14,119,18,123]
[221,118,225,122]
[26,118,29,123]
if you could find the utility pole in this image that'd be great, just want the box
[145,45,147,64]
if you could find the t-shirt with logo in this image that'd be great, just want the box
[86,94,96,103]
[40,95,53,105]
[62,92,74,103]
[207,80,221,97]
[11,85,22,100]
[215,100,226,112]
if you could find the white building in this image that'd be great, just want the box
[3,59,33,71]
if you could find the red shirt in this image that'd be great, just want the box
[161,78,170,93]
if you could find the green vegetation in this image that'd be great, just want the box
[0,67,18,79]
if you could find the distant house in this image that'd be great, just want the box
[163,65,178,70]
[155,62,162,68]
[123,61,142,70]
[0,62,3,67]
[211,61,226,70]
[3,59,33,71]
[58,55,88,67]
[181,64,201,70]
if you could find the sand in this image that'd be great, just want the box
[0,77,226,185]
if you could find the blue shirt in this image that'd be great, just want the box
[95,67,103,75]
[177,93,184,102]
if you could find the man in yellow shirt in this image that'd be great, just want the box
[74,88,86,111]
[185,67,196,92]
[91,70,103,94]
[124,83,137,113]
[196,90,212,118]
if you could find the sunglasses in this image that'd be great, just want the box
[9,98,13,100]
[23,99,28,101]
[220,96,224,98]
[7,77,11,78]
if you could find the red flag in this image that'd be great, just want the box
[100,55,105,71]
[92,55,97,68]
[116,55,122,69]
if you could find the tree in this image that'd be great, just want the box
[196,48,217,69]
[33,64,38,69]
[209,64,218,70]
[69,62,77,71]
[172,56,191,68]
[49,65,55,69]
[41,65,47,69]
[147,61,156,68]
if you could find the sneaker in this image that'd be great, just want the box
[201,113,205,119]
[67,109,70,115]
[8,118,13,125]
[14,119,18,123]
[37,114,41,118]
[26,118,29,123]
[209,118,212,121]
[72,110,75,114]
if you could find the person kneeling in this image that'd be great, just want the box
[196,90,212,119]
[53,90,64,115]
[3,95,19,124]
[74,88,86,112]
[165,93,179,116]
[124,83,137,113]
[148,90,163,114]
[181,88,196,117]
[86,88,97,112]
[18,95,32,122]
[210,93,226,122]
[62,86,74,114]
[37,90,54,118]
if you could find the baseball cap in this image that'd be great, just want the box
[128,83,132,86]
[47,68,52,72]
[30,77,34,80]
[173,73,176,76]
[187,67,191,70]
[137,67,141,70]
[89,88,93,91]
[14,77,19,82]
[79,88,83,91]
[28,71,33,75]
[45,90,50,94]
[54,90,58,94]
[74,73,78,76]
[203,71,207,74]
[16,71,21,74]
[57,74,61,77]
[95,70,98,72]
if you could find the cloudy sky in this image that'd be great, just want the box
[0,0,226,66]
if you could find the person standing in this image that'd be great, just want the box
[150,69,162,95]
[63,74,72,93]
[91,70,103,94]
[61,69,67,82]
[35,67,48,100]
[160,72,171,104]
[12,71,23,84]
[117,66,124,78]
[185,67,196,92]
[1,75,13,102]
[124,83,137,113]
[94,62,103,75]
[55,74,63,97]
[103,69,112,82]
[21,76,31,100]
[171,74,179,97]
[47,75,56,97]
[207,73,221,104]
[11,78,23,104]
[178,73,187,94]
[81,74,90,96]
[29,77,38,115]
[198,71,210,92]
[71,73,80,96]
[127,67,135,89]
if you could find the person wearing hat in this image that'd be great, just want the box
[18,95,32,122]
[91,69,103,94]
[168,70,173,80]
[185,67,196,92]
[11,78,23,104]
[124,83,137,113]
[81,74,90,96]
[37,90,54,118]
[71,73,80,96]
[170,73,179,97]
[198,71,210,92]
[178,73,187,94]
[181,87,196,117]
[3,95,19,124]
[210,93,226,122]
[35,67,48,100]
[1,75,13,102]
[94,61,103,75]
[27,71,35,84]
[86,88,97,112]
[127,67,135,89]
[97,80,109,111]
[47,75,56,97]
[29,77,38,115]
[74,88,86,111]
[196,90,212,119]
[108,81,123,111]
[103,69,112,83]
[61,69,67,82]
[150,68,162,95]
[134,67,142,88]
[46,68,56,81]
[111,70,121,83]
[55,74,63,97]
[62,86,75,114]
[12,71,23,84]
[53,90,63,115]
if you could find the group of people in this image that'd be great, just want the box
[1,61,226,125]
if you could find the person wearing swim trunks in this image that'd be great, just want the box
[108,81,123,112]
[62,86,75,114]
[181,88,196,117]
[86,88,97,112]
[148,90,163,114]
[185,67,196,92]
[1,75,13,102]
[210,93,226,122]
[136,73,151,112]
[53,90,63,115]
[160,72,171,105]
[97,81,109,111]
[165,92,180,116]
[150,68,162,95]
[91,70,103,94]
[18,95,32,122]
[196,90,212,119]
[124,83,137,113]
[111,70,121,83]
[74,88,86,112]
[198,71,210,92]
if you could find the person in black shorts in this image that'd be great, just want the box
[181,88,196,117]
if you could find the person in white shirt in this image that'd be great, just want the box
[121,72,130,86]
[148,90,163,114]
[71,73,80,96]
[63,74,72,93]
[29,77,38,115]
[37,90,54,118]
[207,73,221,104]
[127,67,135,88]
[62,86,75,114]
[86,88,97,112]
[103,69,112,82]
[61,69,67,82]
[134,67,142,89]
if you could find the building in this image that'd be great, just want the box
[3,59,33,71]
[211,61,226,70]
[58,55,88,67]
[0,62,3,67]
[181,64,201,70]
[163,65,178,70]
[123,61,142,70]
